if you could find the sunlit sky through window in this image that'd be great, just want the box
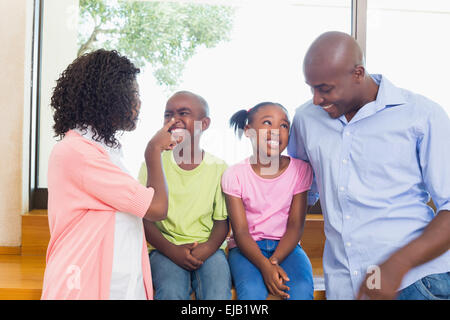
[120,1,350,177]
[38,0,450,186]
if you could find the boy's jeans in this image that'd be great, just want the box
[149,249,232,300]
[228,239,314,300]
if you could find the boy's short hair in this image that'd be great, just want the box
[172,90,210,117]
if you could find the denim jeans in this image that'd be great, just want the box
[149,249,232,300]
[228,239,314,300]
[397,272,450,300]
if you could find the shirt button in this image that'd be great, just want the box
[339,186,345,191]
[345,215,351,220]
[342,159,348,164]
[353,270,359,276]
[345,132,351,136]
[346,242,352,247]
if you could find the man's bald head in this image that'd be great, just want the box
[302,32,378,121]
[304,31,365,77]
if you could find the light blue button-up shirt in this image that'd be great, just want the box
[288,74,450,299]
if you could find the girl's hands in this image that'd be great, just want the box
[261,259,291,299]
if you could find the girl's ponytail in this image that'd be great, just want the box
[229,109,249,138]
[229,102,288,139]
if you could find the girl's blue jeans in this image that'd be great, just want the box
[228,239,314,300]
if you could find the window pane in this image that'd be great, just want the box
[38,0,351,187]
[366,0,450,115]
[38,0,79,188]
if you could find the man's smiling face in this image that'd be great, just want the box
[304,63,362,120]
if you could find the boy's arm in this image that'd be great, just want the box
[191,170,230,261]
[143,219,174,256]
[190,219,229,261]
[270,192,307,264]
[143,219,203,271]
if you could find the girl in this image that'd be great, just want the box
[41,49,178,299]
[221,102,314,300]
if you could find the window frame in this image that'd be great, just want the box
[28,0,367,210]
[30,0,45,209]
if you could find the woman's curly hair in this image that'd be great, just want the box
[51,49,140,147]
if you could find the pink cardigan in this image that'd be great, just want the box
[41,130,154,299]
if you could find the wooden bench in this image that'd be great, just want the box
[0,210,326,300]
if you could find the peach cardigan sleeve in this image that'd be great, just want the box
[41,130,154,299]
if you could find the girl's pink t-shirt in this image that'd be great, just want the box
[221,156,313,248]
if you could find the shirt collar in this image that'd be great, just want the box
[340,74,406,124]
[72,126,122,156]
[372,74,407,109]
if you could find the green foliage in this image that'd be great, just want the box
[78,0,235,88]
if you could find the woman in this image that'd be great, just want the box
[41,49,178,299]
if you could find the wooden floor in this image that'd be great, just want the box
[0,255,45,300]
[0,211,326,300]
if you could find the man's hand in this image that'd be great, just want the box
[357,256,409,300]
[357,209,450,300]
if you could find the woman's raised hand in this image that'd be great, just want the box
[146,118,180,153]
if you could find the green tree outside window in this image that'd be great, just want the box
[78,0,235,88]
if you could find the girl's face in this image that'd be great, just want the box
[245,104,290,158]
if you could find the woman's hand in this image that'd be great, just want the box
[261,259,290,299]
[146,118,180,154]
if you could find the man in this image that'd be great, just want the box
[288,31,450,299]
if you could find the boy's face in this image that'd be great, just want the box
[163,93,209,142]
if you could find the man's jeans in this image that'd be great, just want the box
[397,272,450,300]
[149,249,232,300]
[228,239,314,300]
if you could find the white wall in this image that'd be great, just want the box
[0,0,32,246]
[0,0,78,246]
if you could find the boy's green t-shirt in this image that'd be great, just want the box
[138,150,228,249]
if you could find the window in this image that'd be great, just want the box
[366,0,450,115]
[35,0,351,199]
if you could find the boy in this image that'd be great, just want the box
[138,91,231,300]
